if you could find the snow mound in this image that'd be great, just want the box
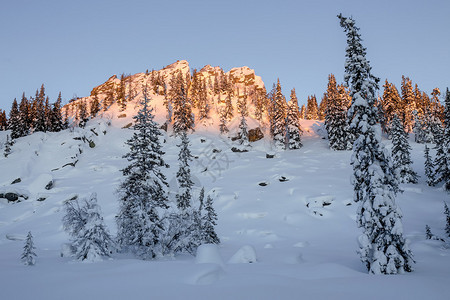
[195,244,224,267]
[228,245,257,264]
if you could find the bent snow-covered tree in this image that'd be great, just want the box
[339,13,414,274]
[116,86,170,259]
[73,193,115,262]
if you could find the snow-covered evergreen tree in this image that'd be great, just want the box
[286,88,303,149]
[390,115,418,184]
[3,134,13,158]
[325,74,352,150]
[271,79,287,149]
[63,197,87,241]
[116,86,170,259]
[236,94,249,146]
[305,95,319,120]
[339,13,413,274]
[444,203,450,237]
[21,231,37,266]
[172,131,201,254]
[73,193,114,262]
[424,145,435,186]
[218,106,229,134]
[432,88,450,191]
[201,195,220,244]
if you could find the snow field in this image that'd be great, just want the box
[0,119,449,299]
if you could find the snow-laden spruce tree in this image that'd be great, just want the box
[236,94,249,146]
[424,145,435,186]
[171,131,201,254]
[201,194,220,244]
[324,74,352,150]
[271,79,287,149]
[116,86,170,259]
[444,203,450,237]
[73,193,114,262]
[286,89,303,150]
[21,231,37,266]
[390,115,418,184]
[432,88,450,191]
[339,13,414,274]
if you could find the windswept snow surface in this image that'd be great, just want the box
[0,119,449,300]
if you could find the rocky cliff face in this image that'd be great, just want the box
[64,60,269,133]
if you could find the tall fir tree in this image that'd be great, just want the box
[390,115,418,184]
[325,74,352,150]
[271,79,287,149]
[381,80,402,135]
[8,99,21,139]
[172,131,201,254]
[33,85,47,132]
[401,76,415,133]
[116,86,170,259]
[21,231,37,266]
[339,13,413,274]
[90,90,101,118]
[18,93,31,137]
[0,110,7,130]
[236,93,249,146]
[50,92,64,132]
[201,195,220,244]
[432,88,450,190]
[286,88,303,149]
[444,202,450,237]
[171,71,194,134]
[424,145,435,186]
[305,95,319,120]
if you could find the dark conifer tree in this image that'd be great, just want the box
[218,106,229,134]
[8,99,21,139]
[391,115,418,184]
[339,13,413,274]
[286,89,303,149]
[21,231,37,266]
[318,94,327,120]
[18,93,31,136]
[424,145,435,186]
[198,81,210,123]
[33,85,47,132]
[90,91,101,118]
[116,86,169,259]
[201,195,220,244]
[0,110,7,130]
[171,71,194,134]
[325,74,352,150]
[78,101,89,128]
[49,92,64,132]
[224,91,234,121]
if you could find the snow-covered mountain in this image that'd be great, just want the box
[0,62,449,299]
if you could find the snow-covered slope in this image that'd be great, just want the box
[0,115,449,299]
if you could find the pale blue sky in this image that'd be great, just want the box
[1,0,449,111]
